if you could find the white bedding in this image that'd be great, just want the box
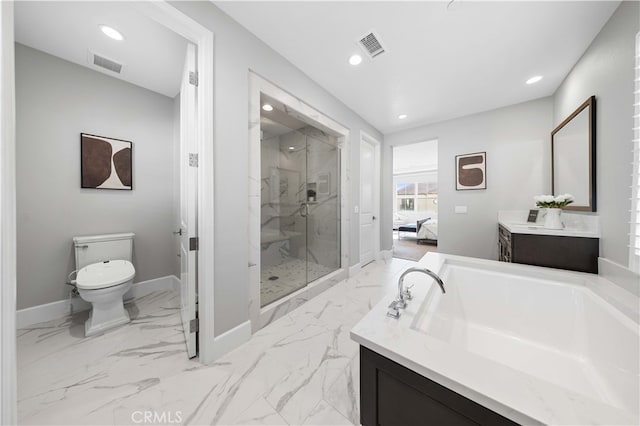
[417,219,438,240]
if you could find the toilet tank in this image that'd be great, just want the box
[73,233,135,270]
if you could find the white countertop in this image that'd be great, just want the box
[350,253,636,426]
[499,221,600,238]
[498,210,600,238]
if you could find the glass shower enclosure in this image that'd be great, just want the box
[260,125,340,307]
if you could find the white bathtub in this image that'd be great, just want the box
[351,254,639,425]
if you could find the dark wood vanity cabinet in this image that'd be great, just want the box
[360,346,519,426]
[498,224,599,273]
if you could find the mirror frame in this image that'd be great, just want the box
[551,95,596,212]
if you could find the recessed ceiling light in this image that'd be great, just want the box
[288,146,295,150]
[398,114,408,120]
[262,104,273,112]
[526,75,543,85]
[99,25,124,41]
[349,54,362,66]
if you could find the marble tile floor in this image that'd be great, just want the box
[260,257,336,307]
[17,257,418,425]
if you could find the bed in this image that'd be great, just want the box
[416,218,438,245]
[397,218,438,245]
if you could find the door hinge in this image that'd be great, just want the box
[189,71,198,87]
[189,237,199,251]
[189,153,198,167]
[189,318,199,333]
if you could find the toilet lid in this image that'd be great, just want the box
[76,260,135,290]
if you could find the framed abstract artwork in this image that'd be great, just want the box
[455,152,486,190]
[81,133,132,190]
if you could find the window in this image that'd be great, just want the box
[394,173,438,217]
[398,197,415,211]
[629,32,640,272]
[396,183,416,212]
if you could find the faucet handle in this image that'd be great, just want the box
[386,306,400,318]
[401,289,413,301]
[387,300,401,318]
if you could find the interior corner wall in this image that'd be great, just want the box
[383,97,553,259]
[168,2,383,336]
[552,1,639,268]
[15,43,177,309]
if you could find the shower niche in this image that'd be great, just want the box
[259,94,341,307]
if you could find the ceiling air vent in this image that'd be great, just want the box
[91,52,122,74]
[357,29,387,59]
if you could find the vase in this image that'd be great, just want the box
[544,208,563,229]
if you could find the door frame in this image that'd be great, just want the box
[360,131,381,266]
[0,1,17,423]
[0,4,216,421]
[124,1,216,363]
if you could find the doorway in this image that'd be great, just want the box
[1,3,215,421]
[260,96,341,307]
[392,140,439,262]
[248,73,350,331]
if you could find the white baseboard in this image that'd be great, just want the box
[211,320,252,361]
[379,250,393,260]
[348,262,361,277]
[16,275,179,328]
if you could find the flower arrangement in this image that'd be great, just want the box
[534,194,574,209]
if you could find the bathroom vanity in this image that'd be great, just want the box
[360,346,517,425]
[497,210,599,273]
[351,253,638,426]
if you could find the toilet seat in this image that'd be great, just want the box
[76,260,135,290]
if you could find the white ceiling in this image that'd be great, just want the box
[216,1,620,134]
[15,1,188,98]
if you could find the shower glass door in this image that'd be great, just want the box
[304,134,340,284]
[260,128,340,307]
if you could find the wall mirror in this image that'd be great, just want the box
[551,95,596,211]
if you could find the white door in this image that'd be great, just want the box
[179,43,198,358]
[360,133,380,266]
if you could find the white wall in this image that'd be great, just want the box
[384,97,553,259]
[15,44,178,309]
[553,1,639,267]
[170,2,383,336]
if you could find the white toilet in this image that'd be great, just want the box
[72,233,136,336]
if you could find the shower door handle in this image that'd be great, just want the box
[299,203,309,217]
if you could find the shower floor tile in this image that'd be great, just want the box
[260,257,335,307]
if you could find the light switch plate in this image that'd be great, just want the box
[455,206,468,214]
[354,205,359,214]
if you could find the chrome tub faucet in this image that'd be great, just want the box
[387,267,446,318]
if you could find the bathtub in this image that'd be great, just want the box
[351,253,639,425]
